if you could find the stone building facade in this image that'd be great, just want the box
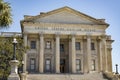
[20,6,114,80]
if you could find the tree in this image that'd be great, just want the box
[0,0,12,28]
[0,36,26,80]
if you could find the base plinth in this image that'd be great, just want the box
[8,73,20,80]
[8,60,20,80]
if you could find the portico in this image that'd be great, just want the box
[22,32,112,74]
[20,6,113,75]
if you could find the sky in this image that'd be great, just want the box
[1,0,120,73]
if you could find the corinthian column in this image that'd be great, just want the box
[71,34,76,73]
[23,33,27,73]
[39,33,44,73]
[98,37,103,72]
[55,34,60,73]
[87,35,91,72]
[102,36,107,72]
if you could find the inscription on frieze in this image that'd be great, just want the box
[33,26,104,33]
[24,26,105,35]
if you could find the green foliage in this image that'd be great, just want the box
[0,36,26,79]
[0,0,12,28]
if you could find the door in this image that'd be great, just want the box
[60,59,65,73]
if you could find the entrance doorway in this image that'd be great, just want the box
[60,59,65,73]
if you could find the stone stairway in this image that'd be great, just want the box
[26,73,108,80]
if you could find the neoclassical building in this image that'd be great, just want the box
[20,6,113,80]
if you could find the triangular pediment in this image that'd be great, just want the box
[22,6,108,25]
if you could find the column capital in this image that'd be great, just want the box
[55,32,61,37]
[83,35,91,40]
[71,33,76,37]
[39,32,44,36]
[107,48,112,51]
[86,35,91,39]
[101,35,107,39]
[83,36,87,40]
[23,32,28,36]
[97,36,102,41]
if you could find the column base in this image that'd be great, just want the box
[20,72,27,80]
[8,60,20,80]
[89,71,98,73]
[8,73,20,80]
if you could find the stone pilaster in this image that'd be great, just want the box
[55,34,60,73]
[71,34,76,73]
[87,35,91,72]
[39,33,44,73]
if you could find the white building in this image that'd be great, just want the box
[20,6,113,80]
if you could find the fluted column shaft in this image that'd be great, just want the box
[98,38,103,72]
[87,36,91,72]
[55,34,60,73]
[23,34,27,73]
[102,36,107,72]
[71,35,76,73]
[39,33,44,73]
[83,36,87,73]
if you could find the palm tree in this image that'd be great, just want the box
[0,0,12,29]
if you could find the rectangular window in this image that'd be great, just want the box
[60,44,64,52]
[76,59,81,72]
[30,41,36,49]
[91,42,95,50]
[46,41,51,49]
[76,42,81,50]
[91,60,95,71]
[30,58,35,71]
[45,59,51,72]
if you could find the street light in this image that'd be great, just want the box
[115,64,119,74]
[12,38,18,60]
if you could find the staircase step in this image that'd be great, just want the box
[26,73,108,80]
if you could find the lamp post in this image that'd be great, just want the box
[8,38,20,80]
[115,64,119,74]
[12,38,18,60]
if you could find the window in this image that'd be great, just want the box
[76,59,81,72]
[91,60,95,71]
[45,59,51,72]
[60,44,64,52]
[91,42,95,50]
[46,41,51,49]
[30,41,36,49]
[30,58,35,71]
[76,42,81,50]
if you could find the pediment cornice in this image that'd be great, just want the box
[21,6,109,26]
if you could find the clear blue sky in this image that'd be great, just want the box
[2,0,120,73]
